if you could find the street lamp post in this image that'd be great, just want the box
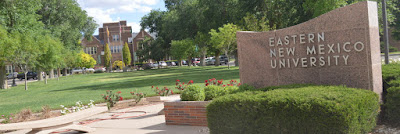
[382,0,390,64]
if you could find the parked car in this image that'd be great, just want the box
[7,72,18,80]
[206,57,216,65]
[85,68,95,73]
[71,68,83,74]
[219,55,229,65]
[182,60,188,65]
[192,58,200,66]
[17,72,38,80]
[159,61,167,67]
[94,67,106,72]
[153,63,159,68]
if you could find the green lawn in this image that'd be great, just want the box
[0,66,239,116]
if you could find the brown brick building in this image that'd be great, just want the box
[80,21,155,67]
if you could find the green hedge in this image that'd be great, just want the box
[180,85,205,101]
[207,86,380,134]
[204,86,240,101]
[381,64,400,125]
[204,85,225,101]
[384,86,400,125]
[382,64,400,84]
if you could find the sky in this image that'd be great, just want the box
[77,0,166,35]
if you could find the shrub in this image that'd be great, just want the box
[383,87,400,125]
[382,64,400,85]
[204,85,225,101]
[236,83,313,93]
[180,85,205,101]
[224,86,239,93]
[207,86,380,134]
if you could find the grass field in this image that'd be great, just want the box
[0,66,239,116]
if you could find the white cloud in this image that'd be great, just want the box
[128,22,142,33]
[77,0,160,33]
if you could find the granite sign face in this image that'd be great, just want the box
[237,1,382,95]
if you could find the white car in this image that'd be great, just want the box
[85,68,95,72]
[71,69,83,74]
[7,72,18,80]
[159,61,167,67]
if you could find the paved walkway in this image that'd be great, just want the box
[81,95,209,134]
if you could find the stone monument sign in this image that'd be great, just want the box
[237,1,382,95]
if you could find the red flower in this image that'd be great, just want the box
[152,86,154,88]
[165,88,169,90]
[176,79,180,82]
[189,80,194,84]
[156,87,159,90]
[223,85,226,87]
[171,90,174,94]
[206,83,209,86]
[176,83,178,85]
[105,96,108,100]
[205,80,208,83]
[182,82,185,85]
[119,97,123,101]
[117,91,122,94]
[238,83,241,86]
[179,84,182,87]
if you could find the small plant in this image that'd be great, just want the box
[41,105,52,119]
[102,90,123,110]
[175,79,194,90]
[130,90,146,104]
[152,86,173,96]
[60,100,95,115]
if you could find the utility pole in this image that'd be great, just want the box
[382,0,390,64]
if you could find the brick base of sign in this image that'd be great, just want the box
[164,101,209,126]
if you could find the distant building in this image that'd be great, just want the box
[131,29,157,63]
[80,21,157,67]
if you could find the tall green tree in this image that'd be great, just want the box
[171,39,196,66]
[37,0,97,49]
[0,26,14,89]
[122,42,132,67]
[194,32,210,66]
[104,44,112,72]
[209,23,241,69]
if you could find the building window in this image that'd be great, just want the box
[113,35,119,41]
[110,45,122,53]
[6,65,13,74]
[85,47,97,55]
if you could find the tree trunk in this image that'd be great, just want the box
[178,59,182,66]
[200,52,206,66]
[0,64,7,89]
[24,71,28,90]
[39,71,43,81]
[63,68,67,76]
[57,68,60,81]
[234,52,239,67]
[49,69,54,78]
[45,72,48,84]
[215,51,221,66]
[225,51,230,69]
[187,57,192,67]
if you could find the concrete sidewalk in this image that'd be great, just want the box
[84,95,209,134]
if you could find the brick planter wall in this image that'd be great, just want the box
[164,101,209,126]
